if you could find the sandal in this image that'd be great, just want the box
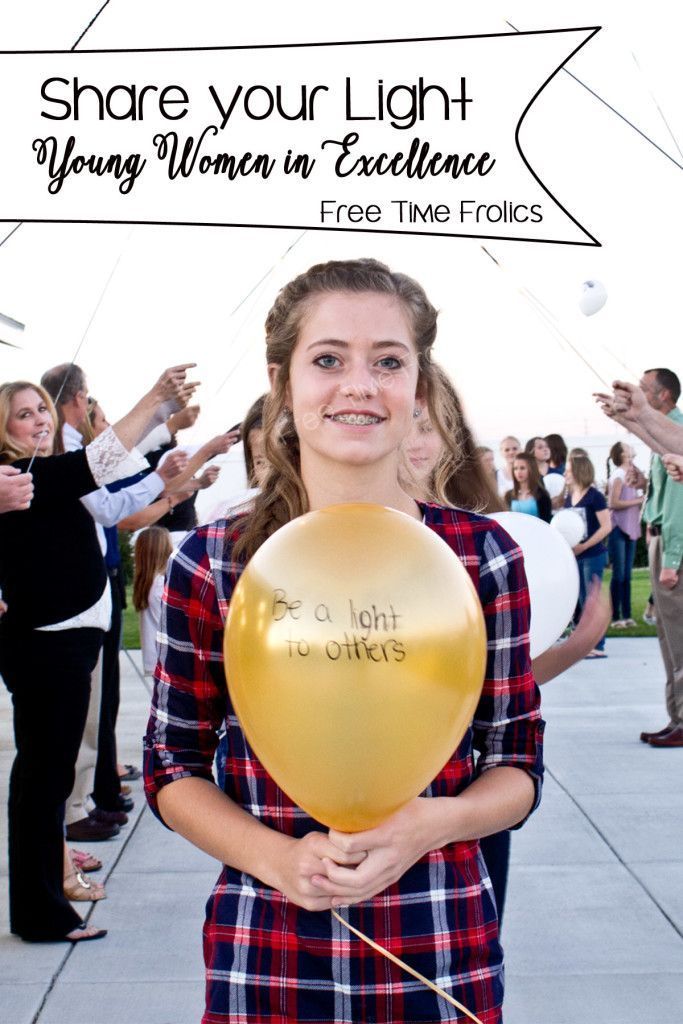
[64,870,107,902]
[69,848,103,873]
[66,923,108,943]
[118,764,141,781]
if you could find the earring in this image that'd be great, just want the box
[413,407,422,419]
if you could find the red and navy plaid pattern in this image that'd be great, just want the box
[144,503,544,1024]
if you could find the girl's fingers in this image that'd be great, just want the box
[328,828,382,854]
[311,872,365,898]
[319,861,367,890]
[314,836,368,865]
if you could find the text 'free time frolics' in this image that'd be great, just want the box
[272,590,406,664]
[1,29,600,244]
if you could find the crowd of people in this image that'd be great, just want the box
[1,258,681,1024]
[465,420,680,662]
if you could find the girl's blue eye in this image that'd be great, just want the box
[314,354,340,369]
[377,356,402,370]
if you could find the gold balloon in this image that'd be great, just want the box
[225,503,486,832]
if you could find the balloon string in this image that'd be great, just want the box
[480,246,611,388]
[71,0,113,51]
[630,50,683,163]
[212,230,307,399]
[25,228,133,473]
[518,288,611,387]
[505,21,683,172]
[0,1,115,255]
[330,909,484,1024]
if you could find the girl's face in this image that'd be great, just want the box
[564,463,574,487]
[247,428,268,487]
[513,458,529,484]
[500,437,519,466]
[480,450,495,475]
[403,413,444,484]
[621,444,634,466]
[534,438,551,462]
[7,388,55,456]
[285,291,420,471]
[90,403,110,437]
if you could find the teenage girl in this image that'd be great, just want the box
[606,442,645,627]
[133,527,174,675]
[144,260,544,1024]
[505,452,552,522]
[564,449,612,658]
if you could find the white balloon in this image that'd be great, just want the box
[543,472,565,499]
[579,279,607,316]
[551,508,585,548]
[489,511,579,659]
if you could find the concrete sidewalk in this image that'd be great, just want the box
[1,639,682,1024]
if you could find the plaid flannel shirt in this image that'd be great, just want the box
[144,502,544,1024]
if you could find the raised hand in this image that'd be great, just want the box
[153,364,200,407]
[662,453,683,483]
[168,404,201,434]
[157,450,190,485]
[206,430,241,458]
[0,465,34,512]
[197,465,221,489]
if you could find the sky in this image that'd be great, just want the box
[0,1,681,507]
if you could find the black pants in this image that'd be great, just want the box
[1,627,103,940]
[480,829,511,927]
[92,568,124,811]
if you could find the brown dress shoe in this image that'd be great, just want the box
[649,726,683,747]
[91,807,128,826]
[640,725,674,743]
[66,816,120,842]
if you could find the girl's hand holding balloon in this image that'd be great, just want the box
[312,798,442,907]
[274,831,368,913]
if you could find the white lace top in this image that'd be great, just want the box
[35,427,143,633]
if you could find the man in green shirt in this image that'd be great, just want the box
[639,368,683,747]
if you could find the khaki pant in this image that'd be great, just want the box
[64,649,103,825]
[648,535,683,727]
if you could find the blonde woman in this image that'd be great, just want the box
[0,365,194,942]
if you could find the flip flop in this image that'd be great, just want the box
[66,924,108,943]
[64,870,107,902]
[585,650,608,659]
[69,848,103,872]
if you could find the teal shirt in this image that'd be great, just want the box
[643,406,683,570]
[511,496,539,517]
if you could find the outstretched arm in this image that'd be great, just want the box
[532,579,612,684]
[595,381,683,455]
[111,364,199,452]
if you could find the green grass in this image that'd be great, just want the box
[603,566,657,638]
[121,569,658,652]
[122,584,140,650]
